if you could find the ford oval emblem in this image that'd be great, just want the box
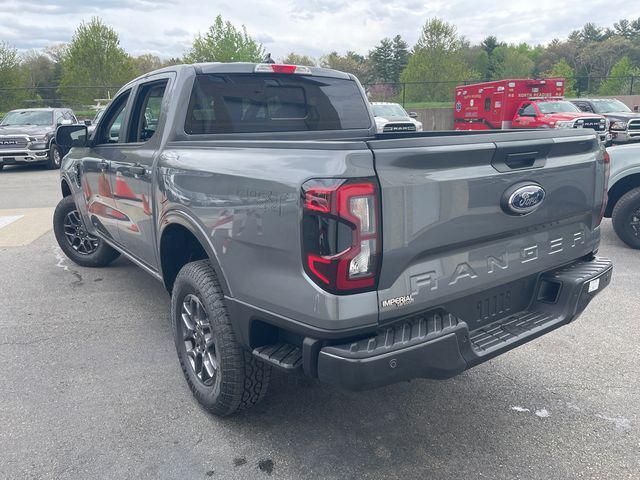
[502,183,546,215]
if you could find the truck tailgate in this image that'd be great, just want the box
[368,130,606,323]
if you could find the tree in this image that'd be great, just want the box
[58,18,136,106]
[280,52,316,66]
[390,35,409,82]
[599,56,640,95]
[133,54,164,76]
[320,51,371,82]
[490,45,534,79]
[400,18,474,102]
[0,42,29,112]
[545,59,578,96]
[368,35,409,85]
[369,38,394,83]
[184,15,264,63]
[22,49,61,107]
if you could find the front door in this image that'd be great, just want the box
[111,76,171,270]
[80,90,132,244]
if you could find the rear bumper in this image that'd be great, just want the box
[0,149,49,164]
[317,256,612,390]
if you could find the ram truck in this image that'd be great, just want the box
[571,98,640,144]
[54,63,612,416]
[0,108,77,171]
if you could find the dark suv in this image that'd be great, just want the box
[570,98,640,144]
[0,108,77,171]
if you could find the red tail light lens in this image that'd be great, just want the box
[597,149,611,226]
[302,178,381,294]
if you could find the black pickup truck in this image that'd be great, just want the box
[53,62,612,416]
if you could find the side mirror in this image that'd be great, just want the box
[84,119,92,126]
[409,112,418,118]
[56,125,89,148]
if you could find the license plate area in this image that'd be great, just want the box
[442,275,538,331]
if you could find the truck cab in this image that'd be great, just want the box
[512,99,610,141]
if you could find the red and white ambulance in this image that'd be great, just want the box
[454,78,610,141]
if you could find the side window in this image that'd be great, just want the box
[578,103,593,113]
[54,111,65,125]
[484,97,491,111]
[96,91,130,144]
[63,111,76,123]
[128,80,168,143]
[519,103,536,116]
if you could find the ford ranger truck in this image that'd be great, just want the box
[53,63,613,416]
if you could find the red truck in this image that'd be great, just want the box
[454,78,610,142]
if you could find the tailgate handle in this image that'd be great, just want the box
[492,139,552,173]
[504,152,538,169]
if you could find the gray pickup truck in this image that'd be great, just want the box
[53,62,612,416]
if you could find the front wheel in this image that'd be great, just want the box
[171,260,271,416]
[46,144,62,170]
[612,186,640,249]
[53,196,120,267]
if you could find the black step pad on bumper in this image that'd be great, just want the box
[317,256,612,390]
[253,342,303,372]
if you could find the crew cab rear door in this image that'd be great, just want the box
[367,130,605,323]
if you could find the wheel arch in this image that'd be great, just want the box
[61,178,72,197]
[606,172,640,217]
[158,211,230,296]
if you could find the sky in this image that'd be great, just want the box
[1,0,639,60]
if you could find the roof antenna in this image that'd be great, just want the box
[263,53,275,64]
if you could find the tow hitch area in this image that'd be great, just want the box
[316,257,612,391]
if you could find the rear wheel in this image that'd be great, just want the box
[0,165,4,172]
[612,186,640,249]
[171,260,271,416]
[46,144,62,170]
[53,196,120,267]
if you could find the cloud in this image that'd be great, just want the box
[0,0,637,59]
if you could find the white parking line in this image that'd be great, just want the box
[0,215,23,229]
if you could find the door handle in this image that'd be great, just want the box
[129,165,147,176]
[98,160,109,172]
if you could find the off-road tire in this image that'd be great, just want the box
[46,143,62,170]
[171,260,271,416]
[53,196,120,267]
[612,186,640,249]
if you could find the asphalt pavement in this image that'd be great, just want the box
[0,163,638,480]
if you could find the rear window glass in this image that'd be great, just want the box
[184,73,371,134]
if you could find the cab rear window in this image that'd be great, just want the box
[184,73,371,134]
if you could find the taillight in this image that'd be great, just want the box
[302,178,381,294]
[597,149,611,226]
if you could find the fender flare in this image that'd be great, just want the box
[157,209,231,296]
